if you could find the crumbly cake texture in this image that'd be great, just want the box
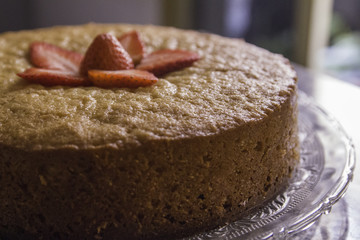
[0,24,299,239]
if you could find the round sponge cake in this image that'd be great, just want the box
[0,24,298,239]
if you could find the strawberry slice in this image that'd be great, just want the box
[136,49,200,76]
[17,68,90,87]
[118,30,146,65]
[30,42,83,73]
[88,69,158,88]
[80,33,134,76]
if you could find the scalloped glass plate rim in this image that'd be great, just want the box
[283,92,356,238]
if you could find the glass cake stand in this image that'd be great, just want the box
[183,92,356,240]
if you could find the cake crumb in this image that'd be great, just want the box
[39,175,47,186]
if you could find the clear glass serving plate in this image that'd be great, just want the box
[183,92,356,240]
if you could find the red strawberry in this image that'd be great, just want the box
[136,49,200,76]
[30,42,83,73]
[80,33,134,76]
[88,69,158,88]
[118,30,146,65]
[17,68,90,87]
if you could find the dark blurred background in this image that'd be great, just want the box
[1,0,359,86]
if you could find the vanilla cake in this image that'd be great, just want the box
[0,24,298,240]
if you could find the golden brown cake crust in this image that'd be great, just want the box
[0,24,298,239]
[0,23,296,150]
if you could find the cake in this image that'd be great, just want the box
[0,24,299,240]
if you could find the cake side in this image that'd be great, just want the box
[0,88,298,240]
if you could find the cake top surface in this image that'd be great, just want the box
[0,24,297,150]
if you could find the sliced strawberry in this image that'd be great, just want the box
[30,42,83,73]
[88,69,158,88]
[136,49,200,76]
[118,30,146,65]
[17,68,90,87]
[80,33,134,76]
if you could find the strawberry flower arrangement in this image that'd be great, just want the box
[17,31,200,88]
